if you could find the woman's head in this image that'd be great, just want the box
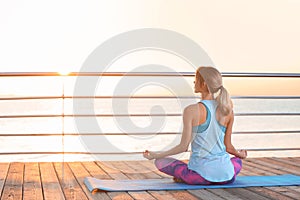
[195,66,232,116]
[196,67,222,94]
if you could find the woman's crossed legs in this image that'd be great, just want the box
[154,157,242,185]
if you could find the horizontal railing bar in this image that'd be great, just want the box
[1,130,299,137]
[0,96,62,100]
[243,148,300,151]
[232,96,300,99]
[0,72,61,77]
[0,132,179,136]
[0,96,198,100]
[1,95,300,101]
[0,114,182,118]
[1,113,300,118]
[0,115,62,118]
[1,148,300,156]
[233,130,300,134]
[1,72,300,78]
[234,113,300,116]
[0,72,194,77]
[0,152,142,155]
[223,72,300,78]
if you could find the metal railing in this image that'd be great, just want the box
[0,72,300,158]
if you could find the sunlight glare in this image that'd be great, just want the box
[58,70,71,76]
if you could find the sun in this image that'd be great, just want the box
[58,70,71,76]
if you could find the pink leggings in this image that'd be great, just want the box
[155,157,242,185]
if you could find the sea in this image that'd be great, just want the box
[0,76,300,162]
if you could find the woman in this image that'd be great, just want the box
[143,66,247,185]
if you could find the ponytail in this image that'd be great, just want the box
[198,66,232,116]
[215,86,232,116]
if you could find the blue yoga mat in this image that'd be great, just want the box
[84,174,300,192]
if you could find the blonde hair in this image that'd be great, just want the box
[197,66,232,116]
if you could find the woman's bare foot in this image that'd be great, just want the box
[173,177,184,183]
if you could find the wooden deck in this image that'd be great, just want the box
[0,157,300,200]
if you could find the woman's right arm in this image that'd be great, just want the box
[224,112,247,159]
[143,105,194,160]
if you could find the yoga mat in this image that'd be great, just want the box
[84,174,300,192]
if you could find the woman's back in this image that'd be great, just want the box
[188,100,235,182]
[190,100,232,128]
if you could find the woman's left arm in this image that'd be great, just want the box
[143,106,194,160]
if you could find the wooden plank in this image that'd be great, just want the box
[205,188,244,200]
[106,191,134,200]
[259,158,300,198]
[54,162,88,200]
[107,161,156,200]
[0,163,9,197]
[223,188,272,200]
[243,159,285,175]
[239,163,258,176]
[138,160,171,178]
[129,160,174,180]
[288,157,300,162]
[127,161,179,200]
[225,184,289,199]
[81,161,110,180]
[109,161,139,178]
[126,161,162,179]
[243,158,286,199]
[126,160,201,200]
[210,159,277,200]
[273,157,300,168]
[253,157,300,175]
[23,163,43,200]
[241,158,298,199]
[39,162,65,200]
[248,187,295,200]
[91,161,133,200]
[277,157,300,194]
[245,158,300,196]
[96,161,129,180]
[264,157,300,175]
[167,190,202,200]
[243,160,275,175]
[249,158,300,190]
[1,162,23,200]
[83,161,133,199]
[148,190,179,200]
[188,189,225,200]
[68,162,111,200]
[127,191,157,200]
[262,186,300,200]
[118,161,158,180]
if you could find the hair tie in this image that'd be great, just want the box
[213,87,222,99]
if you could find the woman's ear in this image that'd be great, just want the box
[202,82,209,92]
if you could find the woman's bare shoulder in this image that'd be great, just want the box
[184,103,204,114]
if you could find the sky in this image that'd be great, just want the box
[0,1,300,161]
[0,0,300,96]
[0,0,300,73]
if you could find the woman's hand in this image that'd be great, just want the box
[237,149,247,159]
[143,150,158,160]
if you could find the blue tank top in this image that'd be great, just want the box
[187,100,234,182]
